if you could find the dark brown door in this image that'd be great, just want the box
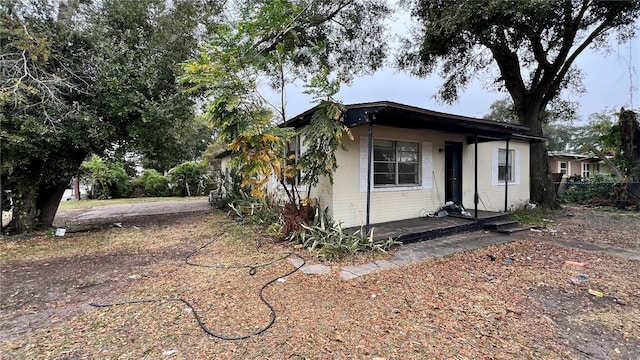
[445,141,463,204]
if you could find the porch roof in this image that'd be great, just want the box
[286,101,545,143]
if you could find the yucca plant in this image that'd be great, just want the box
[293,207,402,261]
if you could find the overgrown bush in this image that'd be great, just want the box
[209,168,251,208]
[227,192,281,226]
[80,156,132,199]
[131,169,170,197]
[561,173,616,204]
[169,161,210,197]
[291,207,401,261]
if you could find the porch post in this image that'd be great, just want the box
[474,135,478,221]
[504,138,510,212]
[365,117,373,235]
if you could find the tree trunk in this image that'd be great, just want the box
[519,108,559,208]
[7,180,70,234]
[619,109,640,179]
[529,141,558,207]
[36,181,68,228]
[9,187,39,234]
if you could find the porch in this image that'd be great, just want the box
[352,211,514,244]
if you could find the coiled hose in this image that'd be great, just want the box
[89,227,306,340]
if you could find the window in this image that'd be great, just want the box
[559,161,568,175]
[284,135,300,185]
[498,149,514,183]
[582,163,590,179]
[373,139,419,186]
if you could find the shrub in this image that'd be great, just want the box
[131,169,170,197]
[561,173,616,204]
[169,161,208,197]
[209,168,248,208]
[292,207,401,261]
[227,192,281,227]
[80,156,132,199]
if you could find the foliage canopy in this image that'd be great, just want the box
[398,0,640,206]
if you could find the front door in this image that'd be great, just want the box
[445,141,463,205]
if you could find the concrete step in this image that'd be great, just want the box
[483,220,530,234]
[493,225,531,234]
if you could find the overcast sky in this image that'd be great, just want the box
[269,15,639,125]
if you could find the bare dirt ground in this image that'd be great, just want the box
[0,204,638,359]
[1,211,210,343]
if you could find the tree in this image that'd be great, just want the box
[398,0,640,206]
[563,109,616,153]
[87,0,219,171]
[484,97,580,152]
[168,161,208,197]
[182,0,389,204]
[601,108,640,180]
[1,0,222,234]
[1,0,96,233]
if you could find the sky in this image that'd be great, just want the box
[268,16,639,125]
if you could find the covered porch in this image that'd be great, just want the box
[351,210,514,244]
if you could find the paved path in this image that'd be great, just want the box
[54,198,211,226]
[290,231,518,280]
[541,238,640,261]
[291,231,640,280]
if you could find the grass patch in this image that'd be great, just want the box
[509,206,553,226]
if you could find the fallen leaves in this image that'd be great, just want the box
[1,209,640,359]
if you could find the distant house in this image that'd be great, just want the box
[220,101,543,229]
[548,151,611,181]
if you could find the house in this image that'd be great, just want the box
[218,101,543,231]
[548,151,611,181]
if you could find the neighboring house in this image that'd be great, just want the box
[220,101,543,229]
[548,151,611,181]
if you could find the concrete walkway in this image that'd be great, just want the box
[54,198,211,226]
[290,231,517,280]
[290,230,640,280]
[542,237,640,261]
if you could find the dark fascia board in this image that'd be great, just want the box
[285,101,541,142]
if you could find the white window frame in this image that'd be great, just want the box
[373,139,420,187]
[498,148,515,183]
[359,137,432,192]
[559,161,568,175]
[582,162,591,179]
[491,147,521,186]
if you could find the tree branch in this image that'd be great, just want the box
[530,29,551,71]
[543,19,612,109]
[253,0,352,55]
[533,1,604,110]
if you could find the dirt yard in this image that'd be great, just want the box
[1,205,639,359]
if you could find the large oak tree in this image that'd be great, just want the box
[398,0,640,206]
[1,0,221,234]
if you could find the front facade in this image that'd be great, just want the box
[548,152,610,181]
[285,102,540,229]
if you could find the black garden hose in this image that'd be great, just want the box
[89,228,306,340]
